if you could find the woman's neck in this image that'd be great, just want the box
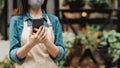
[29,8,42,19]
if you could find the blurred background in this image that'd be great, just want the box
[1,0,120,68]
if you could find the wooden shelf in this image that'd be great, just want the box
[56,8,119,13]
[60,18,118,24]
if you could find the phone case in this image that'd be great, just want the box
[32,19,44,33]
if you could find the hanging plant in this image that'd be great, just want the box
[63,0,85,9]
[89,0,113,9]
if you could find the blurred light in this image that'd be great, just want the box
[81,11,88,17]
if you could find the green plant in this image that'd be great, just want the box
[100,30,120,62]
[63,32,75,55]
[57,32,75,68]
[77,25,101,49]
[63,0,85,9]
[0,0,5,9]
[1,57,15,68]
[89,0,113,8]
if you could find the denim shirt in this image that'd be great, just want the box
[9,12,65,64]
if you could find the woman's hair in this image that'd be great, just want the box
[17,0,48,16]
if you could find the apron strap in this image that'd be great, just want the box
[46,15,54,43]
[46,15,52,27]
[23,20,28,28]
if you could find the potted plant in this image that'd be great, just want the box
[77,25,101,50]
[63,0,85,9]
[89,0,113,9]
[57,32,75,68]
[100,30,120,63]
[75,25,101,66]
[1,57,15,68]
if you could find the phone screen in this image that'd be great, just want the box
[32,18,44,33]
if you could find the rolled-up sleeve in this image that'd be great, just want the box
[53,17,65,61]
[9,16,25,64]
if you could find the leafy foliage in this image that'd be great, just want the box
[58,25,120,67]
[1,57,15,68]
[57,32,75,68]
[63,0,85,8]
[89,0,113,8]
[101,30,120,62]
[0,0,5,9]
[77,25,101,49]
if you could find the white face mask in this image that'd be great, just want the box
[28,0,45,9]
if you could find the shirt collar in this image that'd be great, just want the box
[23,10,47,22]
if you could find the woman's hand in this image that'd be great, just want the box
[16,26,49,59]
[29,26,59,58]
[28,26,49,46]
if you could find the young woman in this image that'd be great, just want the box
[9,0,65,68]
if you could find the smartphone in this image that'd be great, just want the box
[32,18,44,33]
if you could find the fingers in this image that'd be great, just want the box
[30,27,33,35]
[36,26,43,35]
[39,28,47,41]
[41,32,47,42]
[33,26,47,43]
[38,27,45,38]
